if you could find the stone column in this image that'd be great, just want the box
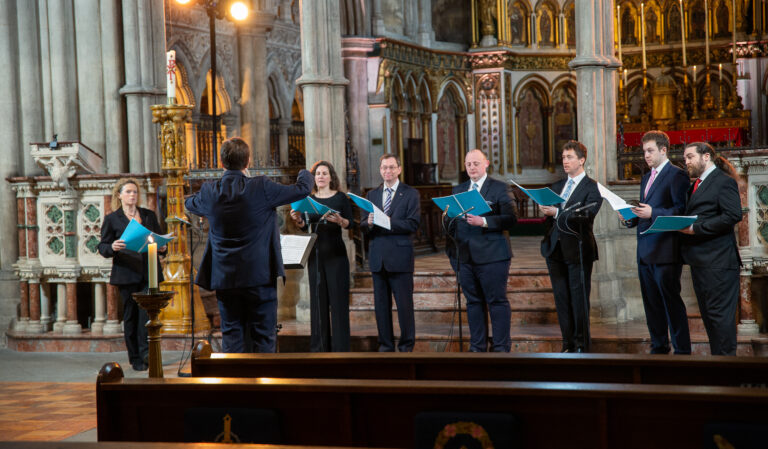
[120,0,166,173]
[417,0,434,47]
[531,13,538,49]
[40,282,52,331]
[278,118,291,166]
[92,281,107,335]
[63,280,81,335]
[60,193,81,334]
[238,13,275,167]
[372,0,385,36]
[27,280,43,334]
[16,0,44,175]
[47,0,80,141]
[74,0,107,160]
[101,0,127,173]
[559,13,566,49]
[738,270,758,333]
[104,283,122,334]
[341,37,375,189]
[298,0,349,186]
[569,0,625,324]
[421,114,432,163]
[54,283,66,333]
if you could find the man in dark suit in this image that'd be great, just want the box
[540,141,602,353]
[679,141,743,355]
[185,137,313,353]
[622,130,691,354]
[447,149,517,352]
[361,153,420,352]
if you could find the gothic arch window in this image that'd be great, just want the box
[507,0,530,46]
[199,70,231,116]
[171,59,195,107]
[436,83,468,183]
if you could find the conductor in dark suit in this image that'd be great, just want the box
[185,137,313,353]
[540,141,602,353]
[98,178,166,371]
[679,142,743,356]
[361,153,420,352]
[622,131,691,355]
[446,149,517,352]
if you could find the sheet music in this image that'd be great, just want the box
[372,206,391,230]
[597,182,638,219]
[280,234,317,268]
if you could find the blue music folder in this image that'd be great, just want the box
[119,219,175,253]
[510,180,565,206]
[640,215,698,234]
[347,193,374,213]
[290,196,338,215]
[432,189,492,218]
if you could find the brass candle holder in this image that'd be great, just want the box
[717,82,726,118]
[702,68,715,113]
[132,290,175,378]
[677,72,689,122]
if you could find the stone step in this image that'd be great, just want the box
[352,269,552,290]
[349,289,555,310]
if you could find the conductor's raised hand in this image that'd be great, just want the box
[289,210,305,227]
[539,205,557,217]
[112,239,126,252]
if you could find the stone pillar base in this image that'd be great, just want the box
[103,320,122,334]
[13,318,29,332]
[26,320,44,334]
[53,321,65,333]
[91,322,105,335]
[480,35,498,47]
[738,320,760,334]
[63,321,82,335]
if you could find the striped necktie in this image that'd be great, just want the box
[561,179,575,207]
[383,187,393,215]
[471,182,479,191]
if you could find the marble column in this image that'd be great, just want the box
[103,283,122,334]
[54,283,66,333]
[120,0,166,173]
[372,0,385,36]
[40,282,52,331]
[341,37,375,189]
[101,0,127,173]
[16,281,29,332]
[27,280,43,334]
[16,0,44,175]
[738,271,758,333]
[298,0,349,187]
[74,0,107,160]
[92,281,106,335]
[569,0,626,324]
[278,118,291,166]
[63,281,81,335]
[238,13,275,167]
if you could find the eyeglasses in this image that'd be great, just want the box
[381,165,399,171]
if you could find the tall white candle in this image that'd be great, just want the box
[693,65,697,83]
[719,63,722,82]
[680,0,687,66]
[641,3,647,70]
[166,50,177,100]
[148,238,158,290]
[704,0,710,65]
[624,69,628,86]
[617,5,622,62]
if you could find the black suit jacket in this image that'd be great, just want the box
[361,183,421,273]
[680,168,742,269]
[185,169,313,290]
[446,177,517,264]
[625,162,690,265]
[98,207,166,286]
[541,175,603,263]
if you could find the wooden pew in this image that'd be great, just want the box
[0,444,387,449]
[191,341,768,387]
[97,362,768,449]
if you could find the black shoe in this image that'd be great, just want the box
[574,347,585,353]
[132,361,148,371]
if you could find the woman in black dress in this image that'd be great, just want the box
[290,161,352,352]
[98,178,165,371]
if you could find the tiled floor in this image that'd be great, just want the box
[0,382,96,441]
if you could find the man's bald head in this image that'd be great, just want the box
[464,149,490,182]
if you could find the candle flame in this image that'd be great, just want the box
[148,236,154,244]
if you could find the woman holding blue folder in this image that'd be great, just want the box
[98,178,166,371]
[289,161,353,352]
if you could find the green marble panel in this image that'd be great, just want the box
[48,237,63,255]
[46,205,62,224]
[64,210,75,232]
[84,204,100,222]
[85,236,100,253]
[65,235,75,258]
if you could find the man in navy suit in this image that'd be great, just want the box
[679,142,743,355]
[185,137,313,353]
[446,149,517,352]
[622,131,691,355]
[361,154,420,352]
[540,141,602,353]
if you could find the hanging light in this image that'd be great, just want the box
[230,1,249,21]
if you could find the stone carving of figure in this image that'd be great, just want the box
[667,4,681,42]
[646,7,658,43]
[566,6,575,47]
[479,0,497,37]
[716,0,729,36]
[540,11,552,45]
[622,7,637,45]
[553,93,575,152]
[509,3,525,45]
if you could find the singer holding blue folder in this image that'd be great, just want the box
[540,141,602,353]
[446,149,517,352]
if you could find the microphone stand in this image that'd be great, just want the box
[305,211,326,353]
[172,215,203,377]
[442,206,475,352]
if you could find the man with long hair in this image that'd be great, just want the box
[680,142,743,355]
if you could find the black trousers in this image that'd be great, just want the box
[217,285,277,353]
[459,259,511,352]
[690,266,739,356]
[118,283,149,365]
[546,257,593,351]
[638,262,691,354]
[308,254,351,352]
[372,269,415,352]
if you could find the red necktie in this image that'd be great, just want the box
[692,178,701,194]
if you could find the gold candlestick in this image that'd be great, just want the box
[640,69,651,123]
[717,81,726,117]
[132,290,175,378]
[702,67,715,113]
[677,71,689,122]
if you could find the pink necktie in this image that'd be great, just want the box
[644,169,657,198]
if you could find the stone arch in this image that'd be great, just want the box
[437,78,470,116]
[507,0,531,46]
[436,82,468,183]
